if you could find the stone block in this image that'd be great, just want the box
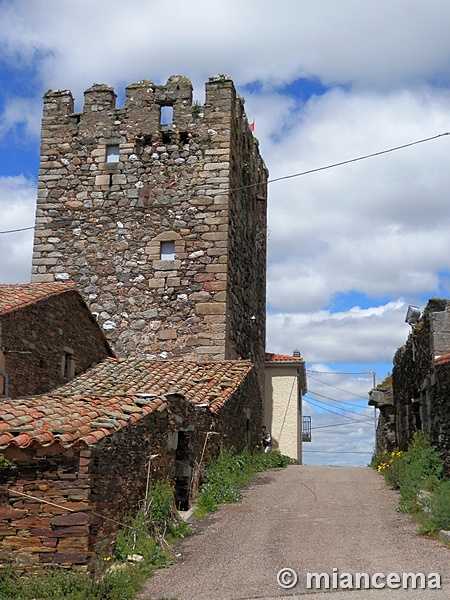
[206,264,227,273]
[196,303,225,315]
[147,278,165,288]
[202,231,228,241]
[152,260,181,271]
[204,314,226,324]
[57,537,89,551]
[50,513,90,527]
[31,274,55,283]
[203,162,229,171]
[203,280,226,292]
[95,175,110,186]
[158,330,177,340]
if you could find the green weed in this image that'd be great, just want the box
[374,432,450,535]
[0,564,144,600]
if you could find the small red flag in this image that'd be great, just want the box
[250,120,255,132]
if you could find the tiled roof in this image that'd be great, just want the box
[435,353,450,366]
[266,352,303,363]
[0,358,253,450]
[0,283,76,315]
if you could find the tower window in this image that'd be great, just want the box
[106,145,120,163]
[160,241,175,260]
[160,105,174,126]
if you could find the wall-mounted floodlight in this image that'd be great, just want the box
[405,305,421,326]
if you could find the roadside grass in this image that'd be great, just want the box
[0,564,146,600]
[0,448,294,599]
[372,432,450,536]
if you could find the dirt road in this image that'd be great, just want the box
[137,465,450,599]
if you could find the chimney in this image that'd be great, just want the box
[293,349,301,358]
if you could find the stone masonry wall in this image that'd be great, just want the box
[0,370,261,570]
[429,359,450,475]
[0,398,186,569]
[31,75,268,377]
[0,444,90,567]
[87,396,186,567]
[393,299,450,467]
[226,96,267,389]
[369,387,396,455]
[1,291,112,398]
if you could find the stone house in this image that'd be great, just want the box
[392,298,450,472]
[31,74,268,392]
[0,283,114,399]
[0,357,261,569]
[264,351,307,462]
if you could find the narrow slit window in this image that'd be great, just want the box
[62,350,75,379]
[160,105,174,126]
[160,240,175,260]
[106,144,120,163]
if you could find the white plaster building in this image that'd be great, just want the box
[264,351,307,462]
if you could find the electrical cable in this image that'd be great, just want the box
[306,392,371,417]
[307,373,369,400]
[307,389,370,409]
[307,388,370,409]
[311,420,373,430]
[306,397,373,425]
[1,132,449,236]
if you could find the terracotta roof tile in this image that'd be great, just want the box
[0,283,76,315]
[0,358,253,450]
[265,352,303,362]
[435,353,450,366]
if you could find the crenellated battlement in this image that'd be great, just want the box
[43,75,238,139]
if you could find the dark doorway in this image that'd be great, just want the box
[174,431,192,511]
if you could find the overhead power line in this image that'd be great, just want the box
[0,226,35,235]
[307,373,368,400]
[266,132,449,186]
[0,132,449,236]
[312,420,373,430]
[307,392,371,416]
[306,396,373,425]
[307,369,375,376]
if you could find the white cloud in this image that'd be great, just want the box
[259,87,450,314]
[267,300,410,364]
[2,0,449,465]
[0,96,42,139]
[0,176,35,283]
[3,0,450,96]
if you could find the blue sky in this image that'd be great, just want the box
[2,0,450,465]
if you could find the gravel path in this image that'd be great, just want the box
[137,465,450,599]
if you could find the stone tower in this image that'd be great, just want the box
[31,75,268,379]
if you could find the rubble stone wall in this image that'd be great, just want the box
[392,299,450,470]
[1,292,112,398]
[0,444,90,567]
[0,367,261,569]
[31,76,268,382]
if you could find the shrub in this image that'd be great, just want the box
[374,432,449,535]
